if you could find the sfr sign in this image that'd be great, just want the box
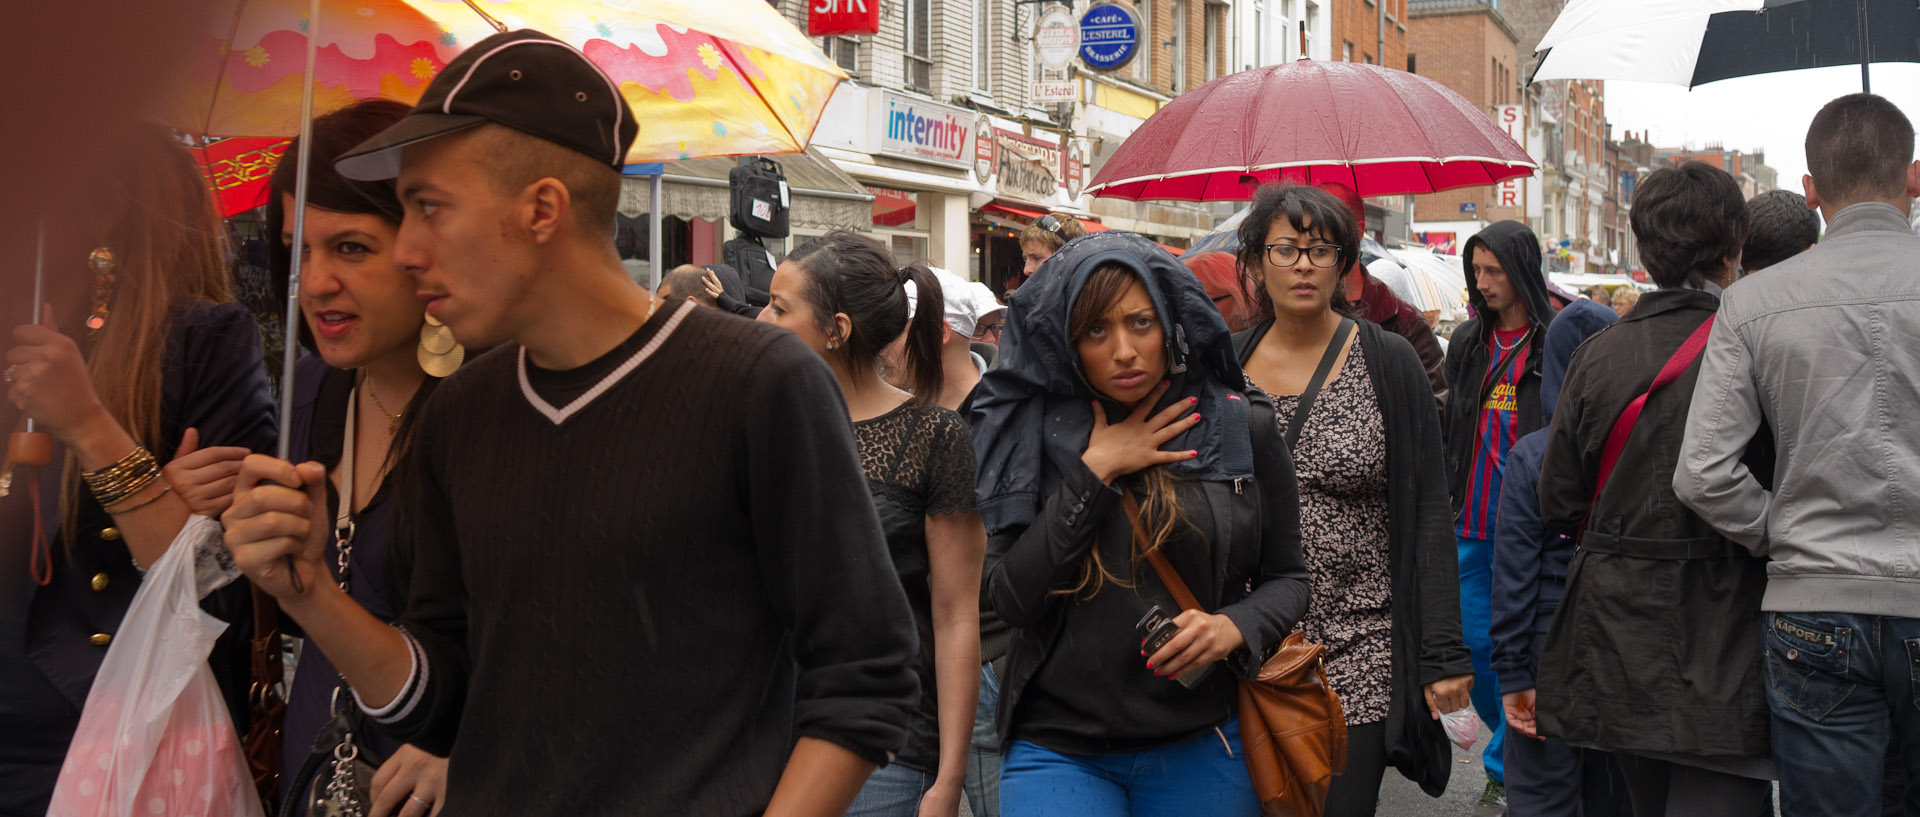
[810,0,880,35]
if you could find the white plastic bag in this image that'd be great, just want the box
[47,515,263,817]
[1440,707,1484,750]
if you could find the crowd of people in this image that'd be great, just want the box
[3,24,1918,817]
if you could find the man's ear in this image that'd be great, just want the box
[525,177,571,244]
[1802,173,1822,212]
[1905,160,1919,200]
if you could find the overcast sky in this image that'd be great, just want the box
[1602,63,1920,187]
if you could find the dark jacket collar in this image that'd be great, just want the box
[1619,287,1719,325]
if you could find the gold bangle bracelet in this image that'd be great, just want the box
[90,467,162,508]
[104,481,172,515]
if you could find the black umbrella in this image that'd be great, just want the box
[1532,0,1920,92]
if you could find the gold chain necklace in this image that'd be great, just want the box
[362,373,403,435]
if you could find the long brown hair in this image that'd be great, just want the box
[64,125,232,535]
[1057,263,1191,599]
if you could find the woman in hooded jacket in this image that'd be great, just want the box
[1230,184,1473,815]
[970,230,1309,817]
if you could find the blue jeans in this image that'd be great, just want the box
[964,663,1002,817]
[1763,611,1920,817]
[847,762,934,817]
[1457,535,1506,785]
[1001,718,1258,817]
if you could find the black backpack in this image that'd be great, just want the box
[729,156,790,239]
[724,235,779,308]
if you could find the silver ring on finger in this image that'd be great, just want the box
[4,365,14,384]
[410,794,431,808]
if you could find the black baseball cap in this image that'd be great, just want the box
[335,28,638,181]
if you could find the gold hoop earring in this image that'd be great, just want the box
[417,313,466,377]
[86,247,117,334]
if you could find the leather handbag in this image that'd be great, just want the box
[1125,497,1346,817]
[244,587,287,813]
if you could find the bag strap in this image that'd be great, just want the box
[1123,490,1204,613]
[1285,318,1355,451]
[1591,315,1717,507]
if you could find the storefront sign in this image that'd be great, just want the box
[1064,141,1086,199]
[877,92,973,167]
[1036,7,1080,68]
[1079,4,1140,72]
[972,115,997,183]
[997,137,1060,204]
[1032,80,1078,102]
[1495,104,1525,210]
[809,0,880,36]
[1415,231,1458,254]
[868,186,918,227]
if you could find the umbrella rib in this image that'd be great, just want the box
[202,2,252,137]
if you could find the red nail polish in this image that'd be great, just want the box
[1189,450,1199,458]
[1189,396,1198,405]
[1191,413,1201,422]
[1146,661,1155,669]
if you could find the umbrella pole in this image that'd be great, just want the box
[648,175,663,292]
[1859,0,1871,92]
[7,222,54,467]
[268,0,325,595]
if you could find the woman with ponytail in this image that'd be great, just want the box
[970,230,1308,817]
[759,230,985,817]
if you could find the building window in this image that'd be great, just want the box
[1204,5,1220,79]
[1304,0,1317,57]
[1407,52,1415,73]
[1254,3,1263,66]
[1342,41,1352,62]
[974,0,991,92]
[825,36,858,74]
[905,0,931,92]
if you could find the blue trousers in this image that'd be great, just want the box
[1763,611,1920,817]
[1000,719,1259,817]
[1458,535,1506,785]
[846,762,933,817]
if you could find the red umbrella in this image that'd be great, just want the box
[1085,59,1538,201]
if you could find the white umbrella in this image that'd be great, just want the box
[1532,0,1920,92]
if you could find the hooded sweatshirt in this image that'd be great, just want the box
[1443,220,1555,532]
[1488,299,1615,693]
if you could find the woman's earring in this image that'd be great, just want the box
[86,247,117,334]
[417,313,466,377]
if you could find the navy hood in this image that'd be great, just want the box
[1461,220,1553,338]
[1540,297,1616,420]
[970,231,1253,535]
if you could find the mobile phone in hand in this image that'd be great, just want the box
[1135,605,1216,689]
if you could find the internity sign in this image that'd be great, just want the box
[876,92,973,167]
[1079,3,1140,72]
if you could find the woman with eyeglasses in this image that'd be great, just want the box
[1010,213,1087,294]
[1229,184,1473,816]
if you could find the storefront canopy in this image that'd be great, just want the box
[618,147,874,232]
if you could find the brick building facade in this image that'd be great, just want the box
[1406,0,1522,227]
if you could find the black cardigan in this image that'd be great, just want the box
[983,390,1310,748]
[1234,318,1472,797]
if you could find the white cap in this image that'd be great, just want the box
[906,267,1004,338]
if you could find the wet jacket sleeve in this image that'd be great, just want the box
[1490,434,1546,692]
[1672,316,1770,554]
[1218,405,1309,665]
[983,460,1120,628]
[1537,344,1602,541]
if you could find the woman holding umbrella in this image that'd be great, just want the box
[0,124,276,814]
[971,230,1308,817]
[1229,184,1473,816]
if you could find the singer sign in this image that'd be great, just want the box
[809,0,879,36]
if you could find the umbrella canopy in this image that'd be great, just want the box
[1084,59,1538,201]
[164,0,846,162]
[1383,246,1470,314]
[1532,0,1920,90]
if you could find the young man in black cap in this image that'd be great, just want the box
[223,29,919,817]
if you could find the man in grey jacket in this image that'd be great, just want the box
[1674,92,1920,816]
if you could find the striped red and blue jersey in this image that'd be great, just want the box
[1456,325,1531,540]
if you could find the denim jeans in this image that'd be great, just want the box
[847,762,935,817]
[964,663,1002,817]
[1763,611,1920,817]
[1458,535,1507,785]
[1001,718,1258,817]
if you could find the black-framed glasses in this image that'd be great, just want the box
[1265,243,1342,268]
[973,322,1005,340]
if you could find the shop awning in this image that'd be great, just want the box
[618,146,874,232]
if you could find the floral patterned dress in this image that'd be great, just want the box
[1254,342,1394,725]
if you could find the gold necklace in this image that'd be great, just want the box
[362,373,403,435]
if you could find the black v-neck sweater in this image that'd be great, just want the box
[372,302,920,815]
